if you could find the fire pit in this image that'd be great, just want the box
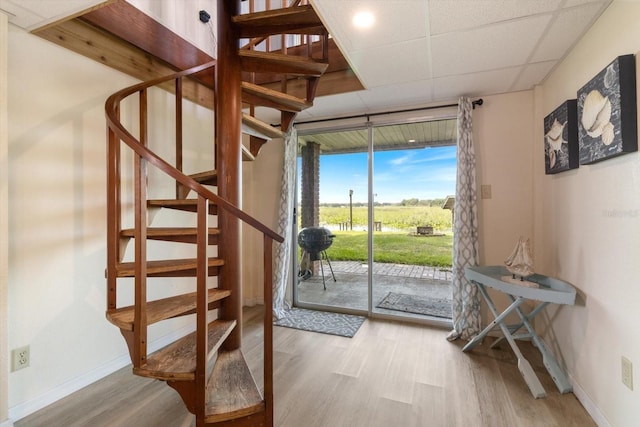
[297,227,336,289]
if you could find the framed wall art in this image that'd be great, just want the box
[577,54,637,164]
[544,99,578,174]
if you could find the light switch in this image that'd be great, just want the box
[481,184,492,199]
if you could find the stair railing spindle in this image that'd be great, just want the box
[106,122,121,311]
[263,235,274,426]
[175,77,184,199]
[132,152,148,368]
[132,88,149,367]
[195,195,209,418]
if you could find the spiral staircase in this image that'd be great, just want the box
[104,2,329,426]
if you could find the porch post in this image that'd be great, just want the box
[300,142,320,229]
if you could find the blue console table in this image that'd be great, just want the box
[463,265,576,398]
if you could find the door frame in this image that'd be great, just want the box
[292,111,457,327]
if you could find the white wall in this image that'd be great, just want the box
[533,1,640,425]
[127,0,217,57]
[1,10,10,427]
[6,26,215,421]
[472,91,536,323]
[242,137,285,306]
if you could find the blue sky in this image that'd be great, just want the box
[300,145,457,204]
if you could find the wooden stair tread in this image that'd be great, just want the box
[205,349,265,423]
[233,5,324,38]
[106,288,231,331]
[120,227,219,244]
[190,170,218,186]
[134,319,236,381]
[242,81,311,112]
[242,113,284,139]
[121,227,220,237]
[115,258,224,277]
[148,199,218,214]
[239,49,328,77]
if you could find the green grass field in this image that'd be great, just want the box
[319,205,452,232]
[325,231,453,267]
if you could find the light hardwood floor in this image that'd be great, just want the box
[16,306,595,427]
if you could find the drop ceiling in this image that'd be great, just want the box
[297,0,611,123]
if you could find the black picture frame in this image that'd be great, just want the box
[544,100,579,174]
[577,54,637,164]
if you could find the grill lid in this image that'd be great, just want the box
[298,227,335,252]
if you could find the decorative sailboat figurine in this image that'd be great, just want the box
[505,236,534,280]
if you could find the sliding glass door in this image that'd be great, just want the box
[293,114,456,325]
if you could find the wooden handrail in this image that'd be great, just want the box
[105,61,283,243]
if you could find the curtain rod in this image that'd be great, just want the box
[283,98,483,127]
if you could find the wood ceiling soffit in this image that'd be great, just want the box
[32,0,214,108]
[81,0,215,86]
[32,18,214,108]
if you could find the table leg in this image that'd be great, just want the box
[463,286,525,352]
[469,284,546,398]
[490,302,549,349]
[509,296,573,393]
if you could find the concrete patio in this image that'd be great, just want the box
[296,260,453,323]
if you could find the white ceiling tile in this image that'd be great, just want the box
[432,67,521,100]
[431,14,551,77]
[357,79,434,110]
[530,2,606,62]
[299,91,370,120]
[0,0,104,29]
[0,0,45,28]
[428,0,561,35]
[511,60,557,91]
[314,0,428,52]
[348,38,431,88]
[563,0,608,8]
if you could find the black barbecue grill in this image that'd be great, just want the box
[297,227,336,289]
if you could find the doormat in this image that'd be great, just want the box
[376,292,452,319]
[274,308,365,338]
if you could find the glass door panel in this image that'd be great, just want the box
[295,128,370,313]
[371,121,456,322]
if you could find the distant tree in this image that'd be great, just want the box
[401,198,420,206]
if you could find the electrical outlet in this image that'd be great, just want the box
[11,345,30,372]
[622,356,633,390]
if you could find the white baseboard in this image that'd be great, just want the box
[243,296,263,307]
[570,373,611,427]
[8,324,195,422]
[0,419,14,427]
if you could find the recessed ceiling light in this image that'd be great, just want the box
[408,139,416,143]
[353,11,374,29]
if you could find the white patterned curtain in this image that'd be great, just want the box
[447,97,481,342]
[272,128,297,319]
